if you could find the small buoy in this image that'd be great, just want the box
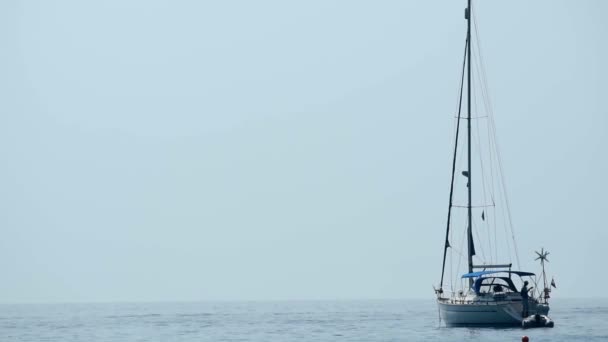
[522,336,529,342]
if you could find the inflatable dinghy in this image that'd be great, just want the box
[522,314,554,329]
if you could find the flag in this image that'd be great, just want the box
[551,278,556,288]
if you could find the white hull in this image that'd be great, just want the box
[438,300,521,326]
[437,298,548,326]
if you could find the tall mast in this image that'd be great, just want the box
[466,0,474,286]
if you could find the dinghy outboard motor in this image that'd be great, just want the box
[522,314,554,329]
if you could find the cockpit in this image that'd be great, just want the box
[473,276,518,295]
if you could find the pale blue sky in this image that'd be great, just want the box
[0,0,606,303]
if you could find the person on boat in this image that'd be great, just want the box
[520,281,533,317]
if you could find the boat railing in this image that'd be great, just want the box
[438,289,531,306]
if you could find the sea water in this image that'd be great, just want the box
[1,298,606,341]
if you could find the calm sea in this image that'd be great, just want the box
[1,299,606,341]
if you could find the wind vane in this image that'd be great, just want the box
[535,248,550,264]
[535,248,551,301]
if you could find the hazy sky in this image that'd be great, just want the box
[0,0,606,303]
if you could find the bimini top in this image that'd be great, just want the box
[461,270,535,278]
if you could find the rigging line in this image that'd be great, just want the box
[497,155,514,264]
[478,51,498,264]
[447,31,470,182]
[469,60,490,264]
[454,212,469,291]
[472,26,500,266]
[493,191,498,263]
[439,34,469,290]
[449,196,456,291]
[449,195,455,291]
[484,80,514,266]
[470,16,495,201]
[472,47,493,264]
[478,49,520,268]
[472,44,510,266]
[494,120,521,267]
[450,212,464,292]
[450,61,465,137]
[455,116,488,119]
[487,136,498,263]
[449,237,452,292]
[473,7,520,267]
[485,102,498,264]
[450,241,467,258]
[496,130,522,267]
[488,122,502,260]
[452,204,495,208]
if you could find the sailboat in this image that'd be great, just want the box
[435,0,552,326]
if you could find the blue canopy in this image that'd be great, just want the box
[461,270,535,278]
